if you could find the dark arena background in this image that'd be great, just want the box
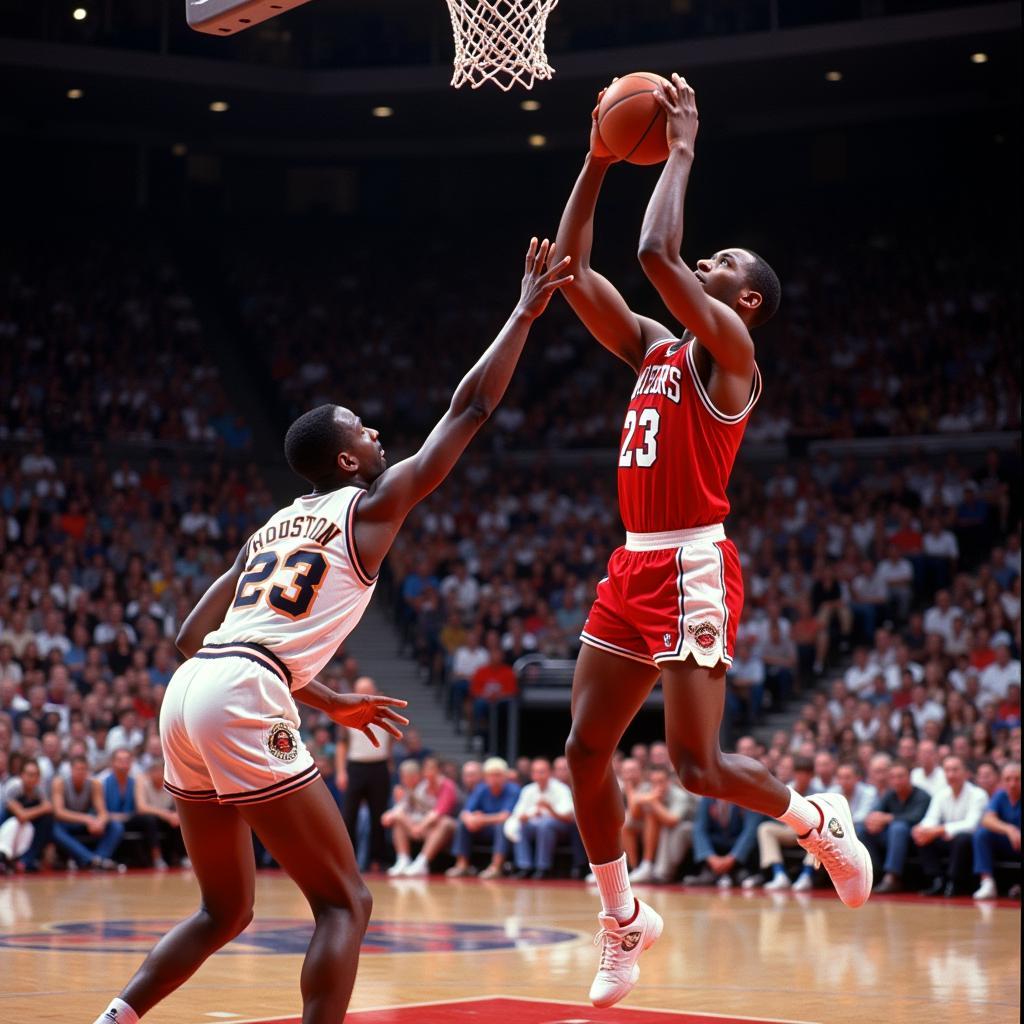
[0,2,1021,1022]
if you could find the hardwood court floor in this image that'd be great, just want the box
[1,870,1019,1024]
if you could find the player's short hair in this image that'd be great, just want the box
[741,250,781,328]
[284,404,351,485]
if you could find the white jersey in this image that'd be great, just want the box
[204,486,376,690]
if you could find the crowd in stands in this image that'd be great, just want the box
[0,443,275,872]
[0,241,252,452]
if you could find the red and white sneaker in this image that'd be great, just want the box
[799,793,873,908]
[588,898,664,1008]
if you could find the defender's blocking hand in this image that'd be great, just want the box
[517,238,573,320]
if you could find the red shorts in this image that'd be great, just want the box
[581,525,743,669]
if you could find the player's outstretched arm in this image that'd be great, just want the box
[554,90,671,374]
[637,75,754,376]
[352,239,571,576]
[174,544,249,658]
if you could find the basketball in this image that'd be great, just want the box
[597,72,671,165]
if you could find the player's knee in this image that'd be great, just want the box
[202,902,253,944]
[565,729,606,770]
[356,881,373,925]
[675,754,726,797]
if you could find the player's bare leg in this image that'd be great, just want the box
[99,799,257,1022]
[661,659,873,907]
[567,644,660,861]
[239,779,373,1024]
[565,644,664,1007]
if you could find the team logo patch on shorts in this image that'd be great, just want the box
[267,721,299,762]
[687,621,720,650]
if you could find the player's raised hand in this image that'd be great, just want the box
[590,83,620,163]
[517,237,573,320]
[653,72,699,156]
[327,692,410,747]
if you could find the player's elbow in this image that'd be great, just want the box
[463,399,493,424]
[175,628,199,659]
[637,240,675,275]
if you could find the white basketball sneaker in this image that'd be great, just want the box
[588,898,664,1008]
[799,793,873,908]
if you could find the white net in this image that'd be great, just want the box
[445,0,559,91]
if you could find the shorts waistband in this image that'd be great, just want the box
[194,641,292,689]
[625,524,726,551]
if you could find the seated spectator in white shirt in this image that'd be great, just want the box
[624,765,696,885]
[876,545,915,619]
[835,760,877,824]
[844,647,877,696]
[507,758,576,880]
[826,680,849,723]
[922,518,960,558]
[979,643,1021,702]
[34,611,71,660]
[912,756,988,895]
[440,561,480,618]
[92,603,137,647]
[849,561,889,640]
[910,740,946,797]
[809,751,838,794]
[902,685,945,736]
[448,625,488,726]
[851,700,881,744]
[105,707,144,755]
[923,590,962,647]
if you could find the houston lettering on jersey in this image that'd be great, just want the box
[248,514,342,555]
[631,363,682,404]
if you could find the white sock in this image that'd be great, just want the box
[411,853,427,866]
[93,997,139,1024]
[779,790,823,837]
[590,854,635,923]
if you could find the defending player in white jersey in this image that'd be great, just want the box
[91,239,572,1024]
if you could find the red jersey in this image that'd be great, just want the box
[617,338,761,533]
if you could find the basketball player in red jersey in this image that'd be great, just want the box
[554,76,873,1008]
[89,240,571,1024]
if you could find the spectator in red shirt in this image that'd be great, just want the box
[889,508,923,556]
[469,636,519,743]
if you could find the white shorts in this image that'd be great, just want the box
[159,642,318,806]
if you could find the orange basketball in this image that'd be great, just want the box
[597,72,671,166]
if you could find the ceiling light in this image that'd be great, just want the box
[208,100,229,113]
[970,52,989,64]
[372,106,394,118]
[66,88,83,100]
[528,134,547,148]
[520,99,541,111]
[72,7,87,20]
[825,70,842,82]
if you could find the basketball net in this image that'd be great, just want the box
[445,0,559,91]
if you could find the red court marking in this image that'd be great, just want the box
[244,995,815,1024]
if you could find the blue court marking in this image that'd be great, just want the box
[0,918,580,955]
